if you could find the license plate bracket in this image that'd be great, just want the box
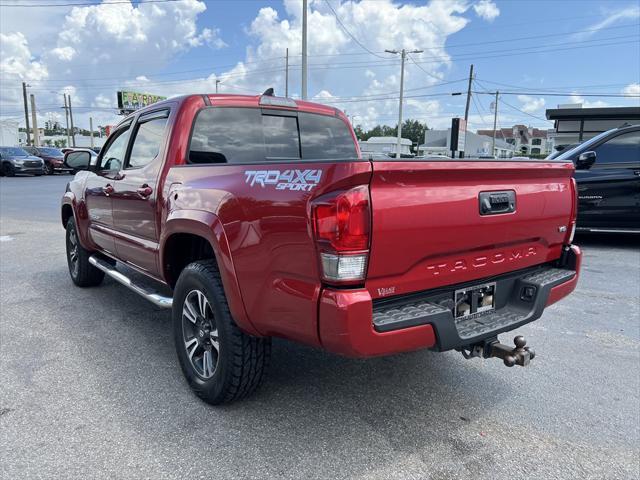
[454,282,496,320]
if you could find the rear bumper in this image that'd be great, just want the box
[319,245,581,357]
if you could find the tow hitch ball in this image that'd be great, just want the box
[458,335,536,367]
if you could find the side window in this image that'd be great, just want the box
[128,115,168,169]
[189,108,263,164]
[100,128,130,171]
[299,112,357,159]
[593,131,640,165]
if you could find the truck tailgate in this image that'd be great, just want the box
[366,160,575,299]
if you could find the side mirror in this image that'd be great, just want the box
[64,151,92,171]
[576,151,596,169]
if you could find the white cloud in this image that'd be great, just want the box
[1,0,508,130]
[0,32,48,81]
[51,46,76,62]
[517,95,545,113]
[568,93,609,109]
[473,0,500,22]
[574,5,640,38]
[217,0,470,128]
[622,83,640,96]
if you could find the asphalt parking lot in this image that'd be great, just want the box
[1,174,639,479]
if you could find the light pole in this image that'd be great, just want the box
[301,0,308,99]
[385,48,423,158]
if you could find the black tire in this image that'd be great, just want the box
[44,162,54,175]
[172,260,271,405]
[2,163,15,177]
[65,216,105,287]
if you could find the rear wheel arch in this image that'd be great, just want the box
[61,203,74,229]
[161,213,260,336]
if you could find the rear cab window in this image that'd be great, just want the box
[188,107,357,164]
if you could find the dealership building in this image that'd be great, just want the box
[546,104,640,148]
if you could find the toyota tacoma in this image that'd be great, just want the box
[61,93,581,404]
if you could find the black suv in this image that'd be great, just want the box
[555,125,640,233]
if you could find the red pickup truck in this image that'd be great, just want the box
[61,93,581,404]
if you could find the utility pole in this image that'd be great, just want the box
[22,82,31,146]
[215,79,220,94]
[68,94,76,147]
[89,117,94,149]
[301,0,308,100]
[492,90,499,157]
[285,47,289,97]
[462,64,474,157]
[62,94,71,147]
[386,48,423,159]
[463,64,474,124]
[29,94,39,147]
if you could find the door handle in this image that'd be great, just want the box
[103,184,114,196]
[137,185,153,198]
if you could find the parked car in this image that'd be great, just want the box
[0,146,45,176]
[554,124,640,233]
[61,93,581,405]
[23,146,68,175]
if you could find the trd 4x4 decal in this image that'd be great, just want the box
[244,169,322,191]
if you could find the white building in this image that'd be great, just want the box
[418,129,515,158]
[359,136,413,156]
[0,120,20,146]
[477,125,552,156]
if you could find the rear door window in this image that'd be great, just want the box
[189,108,264,164]
[189,107,356,164]
[127,112,169,169]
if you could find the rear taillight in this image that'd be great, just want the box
[566,177,578,244]
[312,185,370,284]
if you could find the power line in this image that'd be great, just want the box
[472,90,640,98]
[18,35,637,90]
[407,54,442,82]
[323,0,388,59]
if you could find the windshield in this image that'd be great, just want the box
[38,147,63,156]
[555,129,615,161]
[0,147,29,156]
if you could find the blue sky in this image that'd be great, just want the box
[1,0,638,132]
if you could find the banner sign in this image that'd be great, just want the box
[117,91,167,114]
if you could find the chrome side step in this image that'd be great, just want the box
[89,256,173,309]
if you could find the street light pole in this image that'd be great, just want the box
[215,79,220,94]
[386,48,423,159]
[301,0,308,99]
[285,47,289,98]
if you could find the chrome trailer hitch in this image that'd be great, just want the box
[458,335,535,367]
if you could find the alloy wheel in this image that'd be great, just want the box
[182,289,219,379]
[67,227,79,278]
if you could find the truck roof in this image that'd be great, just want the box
[117,93,341,129]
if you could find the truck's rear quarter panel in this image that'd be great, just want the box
[165,161,370,347]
